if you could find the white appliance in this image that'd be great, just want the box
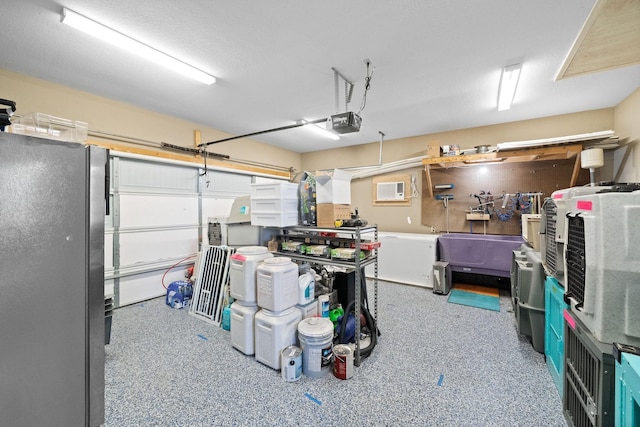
[376,181,405,201]
[208,195,277,247]
[366,232,439,287]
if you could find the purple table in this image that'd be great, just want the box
[438,233,525,278]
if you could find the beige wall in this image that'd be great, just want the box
[613,87,640,182]
[0,68,301,174]
[302,109,616,233]
[301,109,614,171]
[3,68,637,234]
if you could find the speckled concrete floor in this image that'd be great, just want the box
[105,281,566,426]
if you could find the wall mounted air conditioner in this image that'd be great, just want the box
[564,185,640,347]
[376,181,405,201]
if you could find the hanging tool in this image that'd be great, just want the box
[435,194,454,207]
[435,194,455,233]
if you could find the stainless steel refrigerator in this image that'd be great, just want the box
[0,132,106,426]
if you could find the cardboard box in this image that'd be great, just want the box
[441,144,461,156]
[427,142,440,158]
[315,169,351,204]
[316,204,351,227]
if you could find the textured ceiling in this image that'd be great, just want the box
[1,0,639,153]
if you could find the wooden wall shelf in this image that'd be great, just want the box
[422,144,583,197]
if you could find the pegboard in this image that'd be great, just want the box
[421,159,590,235]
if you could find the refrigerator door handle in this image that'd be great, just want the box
[105,150,110,216]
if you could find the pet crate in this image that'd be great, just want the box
[565,187,640,347]
[563,310,615,427]
[541,196,562,281]
[540,185,614,284]
[510,244,534,310]
[514,250,546,353]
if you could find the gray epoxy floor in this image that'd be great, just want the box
[105,281,566,426]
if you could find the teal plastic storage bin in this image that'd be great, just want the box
[615,352,640,427]
[545,276,567,397]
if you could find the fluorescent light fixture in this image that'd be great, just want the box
[497,64,521,111]
[301,119,340,140]
[61,7,216,85]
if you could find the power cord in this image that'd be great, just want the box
[357,62,375,115]
[410,175,420,199]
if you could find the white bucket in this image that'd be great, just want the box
[229,246,272,303]
[254,307,302,370]
[230,301,259,355]
[257,257,298,312]
[281,345,303,382]
[297,317,334,378]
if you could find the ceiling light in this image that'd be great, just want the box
[497,64,521,111]
[301,119,340,141]
[61,8,216,85]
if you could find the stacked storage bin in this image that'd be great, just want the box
[250,182,299,227]
[229,246,273,355]
[254,257,301,370]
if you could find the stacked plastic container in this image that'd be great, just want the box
[229,246,273,355]
[254,256,302,369]
[250,182,299,227]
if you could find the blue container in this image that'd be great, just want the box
[166,280,193,309]
[221,304,231,331]
[615,352,640,427]
[544,276,567,397]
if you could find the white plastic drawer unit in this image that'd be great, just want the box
[250,196,299,213]
[250,182,298,198]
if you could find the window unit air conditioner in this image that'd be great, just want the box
[376,181,405,201]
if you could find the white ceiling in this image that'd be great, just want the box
[1,0,639,154]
